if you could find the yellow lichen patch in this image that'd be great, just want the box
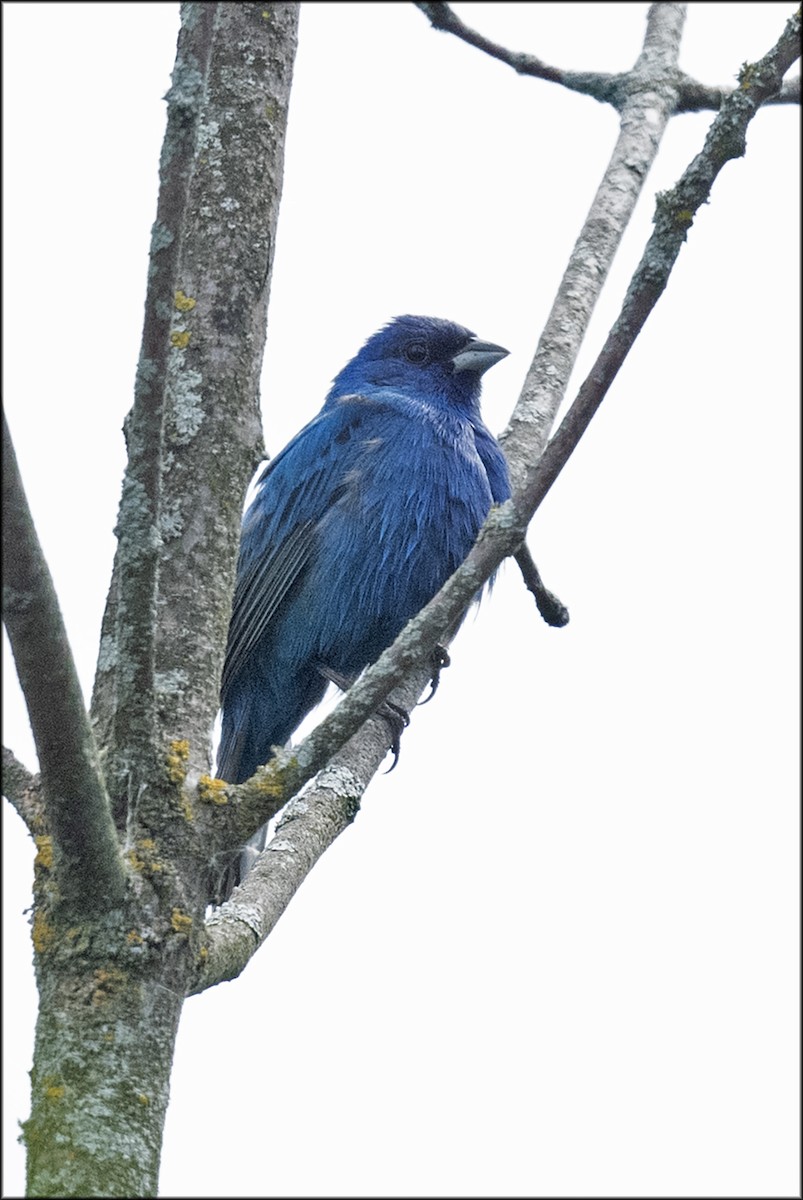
[197,774,228,806]
[166,739,190,784]
[44,1084,65,1103]
[126,929,144,946]
[91,967,127,1007]
[64,926,90,953]
[171,330,191,349]
[198,945,209,962]
[126,839,164,875]
[171,908,193,935]
[32,911,55,954]
[34,835,54,871]
[174,290,196,312]
[674,209,694,229]
[137,1092,150,1106]
[738,62,756,90]
[252,763,287,800]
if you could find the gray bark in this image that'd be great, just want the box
[13,5,300,1195]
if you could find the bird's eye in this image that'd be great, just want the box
[403,340,429,365]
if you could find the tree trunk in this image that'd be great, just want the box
[14,5,300,1194]
[25,958,184,1197]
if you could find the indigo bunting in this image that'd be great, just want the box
[216,315,510,789]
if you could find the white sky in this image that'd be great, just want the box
[3,4,800,1196]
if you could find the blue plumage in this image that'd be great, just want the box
[216,315,510,785]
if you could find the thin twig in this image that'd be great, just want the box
[515,546,570,627]
[414,0,623,105]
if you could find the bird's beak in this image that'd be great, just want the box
[451,337,509,375]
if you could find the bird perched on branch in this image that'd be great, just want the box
[214,314,510,892]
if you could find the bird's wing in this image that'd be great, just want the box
[220,395,394,700]
[471,417,511,504]
[220,517,314,699]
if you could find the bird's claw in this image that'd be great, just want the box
[380,700,410,772]
[419,643,451,705]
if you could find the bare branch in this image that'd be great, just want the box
[523,6,802,517]
[415,2,800,114]
[193,668,430,993]
[2,746,45,835]
[676,70,800,113]
[500,1,686,489]
[2,414,125,910]
[515,546,570,628]
[414,0,622,105]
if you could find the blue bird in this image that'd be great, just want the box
[216,315,510,790]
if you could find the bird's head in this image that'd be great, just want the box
[326,315,508,412]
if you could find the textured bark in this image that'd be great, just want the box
[415,1,800,112]
[151,1,298,784]
[25,950,184,1198]
[194,668,433,991]
[91,1,298,806]
[499,2,686,489]
[17,6,300,1196]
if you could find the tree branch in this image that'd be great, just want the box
[414,0,623,105]
[2,746,45,836]
[192,667,431,993]
[105,3,219,810]
[515,545,570,627]
[500,1,686,489]
[93,4,300,839]
[2,414,125,910]
[415,2,800,113]
[675,70,800,113]
[151,2,298,781]
[521,6,802,517]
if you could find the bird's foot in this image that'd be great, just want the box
[317,663,410,771]
[418,643,450,705]
[380,700,410,772]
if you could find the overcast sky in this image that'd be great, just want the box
[3,4,800,1196]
